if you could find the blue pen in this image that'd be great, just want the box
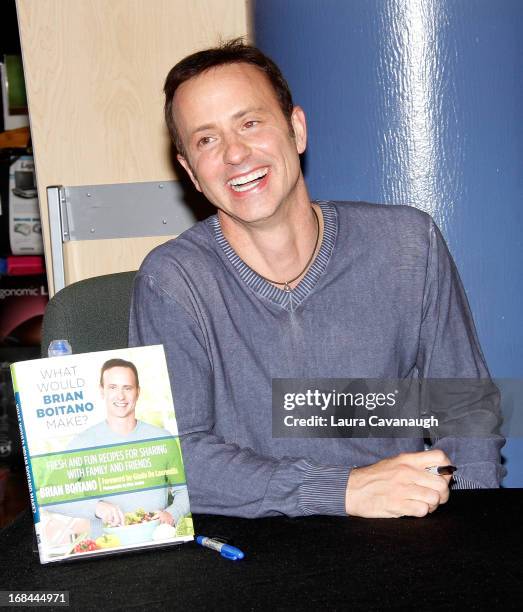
[196,536,245,561]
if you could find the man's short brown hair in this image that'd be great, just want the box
[164,38,295,156]
[99,358,139,388]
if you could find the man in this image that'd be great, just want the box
[129,40,504,519]
[49,359,190,530]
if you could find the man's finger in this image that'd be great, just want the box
[406,483,442,509]
[414,472,450,495]
[401,499,431,518]
[116,508,125,525]
[402,449,452,469]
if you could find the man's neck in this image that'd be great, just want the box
[106,416,137,436]
[218,182,323,290]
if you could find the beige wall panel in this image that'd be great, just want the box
[63,236,176,284]
[17,0,250,293]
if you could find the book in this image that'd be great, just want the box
[10,344,194,563]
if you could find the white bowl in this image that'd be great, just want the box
[103,518,160,545]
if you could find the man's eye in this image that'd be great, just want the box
[244,120,259,129]
[197,136,214,147]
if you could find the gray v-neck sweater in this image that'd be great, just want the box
[130,201,504,517]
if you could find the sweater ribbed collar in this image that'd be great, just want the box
[208,201,338,310]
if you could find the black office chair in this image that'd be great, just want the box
[41,271,137,357]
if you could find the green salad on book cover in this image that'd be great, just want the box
[11,345,193,564]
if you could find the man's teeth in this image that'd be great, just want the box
[228,168,268,191]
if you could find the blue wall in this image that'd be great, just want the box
[255,0,523,485]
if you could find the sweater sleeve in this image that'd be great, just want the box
[417,219,505,488]
[129,272,349,518]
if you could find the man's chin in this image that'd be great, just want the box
[108,411,136,420]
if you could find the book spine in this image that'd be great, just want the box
[10,364,40,525]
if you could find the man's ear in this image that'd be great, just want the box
[291,106,307,155]
[177,154,202,192]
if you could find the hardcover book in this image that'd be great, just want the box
[10,345,193,563]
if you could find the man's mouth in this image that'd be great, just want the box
[227,167,269,192]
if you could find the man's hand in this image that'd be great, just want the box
[95,500,125,526]
[345,449,452,518]
[153,510,175,525]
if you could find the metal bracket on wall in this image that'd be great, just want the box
[47,180,200,292]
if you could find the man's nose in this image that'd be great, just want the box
[222,133,250,165]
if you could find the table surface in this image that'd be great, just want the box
[0,469,30,530]
[1,490,522,611]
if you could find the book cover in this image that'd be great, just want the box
[10,344,194,564]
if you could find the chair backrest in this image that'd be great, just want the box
[41,271,137,357]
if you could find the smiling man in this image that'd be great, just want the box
[129,39,504,519]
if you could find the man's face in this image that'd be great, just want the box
[100,366,139,421]
[173,63,307,225]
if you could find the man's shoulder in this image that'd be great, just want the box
[328,201,433,247]
[139,216,218,275]
[330,200,431,227]
[135,216,224,298]
[135,420,172,440]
